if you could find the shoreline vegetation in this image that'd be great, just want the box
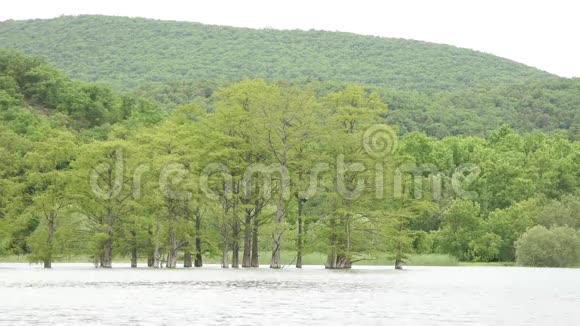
[1,18,580,271]
[0,253,521,267]
[1,50,579,270]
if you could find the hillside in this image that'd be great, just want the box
[0,49,163,132]
[383,79,580,139]
[131,77,580,139]
[0,15,555,89]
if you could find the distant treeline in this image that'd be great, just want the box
[134,78,580,140]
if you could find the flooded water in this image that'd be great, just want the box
[0,263,579,325]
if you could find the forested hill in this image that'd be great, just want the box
[0,15,555,89]
[0,49,164,132]
[133,78,580,139]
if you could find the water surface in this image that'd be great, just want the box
[0,263,578,325]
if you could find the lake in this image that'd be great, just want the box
[0,263,578,325]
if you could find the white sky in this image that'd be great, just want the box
[1,0,578,77]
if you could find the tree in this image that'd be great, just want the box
[533,195,580,229]
[22,128,77,268]
[205,81,271,268]
[484,200,535,261]
[256,84,317,269]
[382,201,439,269]
[468,233,502,262]
[319,85,389,269]
[435,200,482,261]
[71,140,134,268]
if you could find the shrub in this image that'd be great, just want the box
[413,230,435,254]
[469,232,502,262]
[515,225,580,267]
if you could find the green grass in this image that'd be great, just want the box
[0,255,29,263]
[203,252,461,266]
[1,252,515,267]
[0,254,95,264]
[199,251,327,266]
[407,254,459,266]
[458,261,516,267]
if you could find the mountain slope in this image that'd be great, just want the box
[131,77,580,139]
[0,15,555,89]
[381,79,580,138]
[0,49,163,131]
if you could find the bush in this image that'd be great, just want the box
[469,232,502,262]
[413,230,435,254]
[434,200,482,260]
[515,225,580,267]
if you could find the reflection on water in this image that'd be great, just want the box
[0,264,579,325]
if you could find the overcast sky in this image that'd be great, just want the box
[1,0,578,77]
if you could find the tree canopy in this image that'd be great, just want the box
[1,37,579,269]
[0,15,554,90]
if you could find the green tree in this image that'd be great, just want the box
[435,200,482,260]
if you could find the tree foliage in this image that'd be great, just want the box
[0,16,554,90]
[516,226,580,267]
[1,48,579,269]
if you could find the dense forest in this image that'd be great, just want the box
[2,16,579,139]
[0,15,555,90]
[135,78,580,139]
[1,49,579,269]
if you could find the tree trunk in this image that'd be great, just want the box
[44,213,55,269]
[221,204,230,269]
[130,230,138,268]
[183,205,194,268]
[153,244,161,268]
[131,247,138,268]
[166,198,179,269]
[99,207,114,268]
[241,193,254,269]
[395,223,404,270]
[153,218,162,268]
[270,190,284,269]
[184,252,192,268]
[166,227,178,269]
[100,238,113,268]
[395,259,403,270]
[147,225,154,267]
[324,216,351,269]
[296,198,305,268]
[242,154,253,268]
[222,226,229,269]
[194,212,203,267]
[242,209,252,267]
[231,192,240,268]
[325,220,338,269]
[232,220,240,268]
[325,253,352,269]
[167,250,177,268]
[251,211,260,267]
